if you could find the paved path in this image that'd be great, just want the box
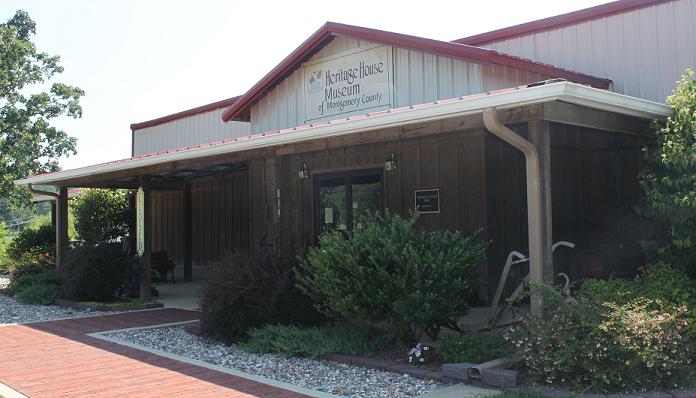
[0,309,311,398]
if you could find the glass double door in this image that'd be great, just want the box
[315,169,383,236]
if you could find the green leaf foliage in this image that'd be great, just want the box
[15,282,59,305]
[58,243,128,301]
[71,189,132,245]
[6,223,54,261]
[438,332,512,364]
[639,70,696,274]
[239,323,394,358]
[0,10,83,204]
[296,212,487,341]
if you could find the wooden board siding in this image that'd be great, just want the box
[484,122,653,297]
[150,170,250,268]
[275,129,489,281]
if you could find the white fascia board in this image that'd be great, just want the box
[15,82,670,187]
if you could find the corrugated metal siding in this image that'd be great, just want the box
[250,38,551,133]
[477,0,696,103]
[133,108,251,156]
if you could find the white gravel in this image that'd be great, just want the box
[106,325,445,398]
[0,293,110,324]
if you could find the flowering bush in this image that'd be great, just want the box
[507,284,696,392]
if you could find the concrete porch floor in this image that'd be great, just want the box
[153,265,208,310]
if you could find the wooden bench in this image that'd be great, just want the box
[151,252,176,283]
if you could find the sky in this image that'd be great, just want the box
[1,0,610,170]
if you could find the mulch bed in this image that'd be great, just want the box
[54,298,163,312]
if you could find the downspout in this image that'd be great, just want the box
[483,108,544,317]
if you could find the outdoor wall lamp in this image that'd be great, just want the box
[298,163,309,180]
[384,153,397,171]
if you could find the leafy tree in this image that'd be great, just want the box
[71,189,131,245]
[1,10,83,204]
[639,70,696,274]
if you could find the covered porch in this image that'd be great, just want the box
[15,82,670,315]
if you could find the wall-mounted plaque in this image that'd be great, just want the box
[415,189,440,213]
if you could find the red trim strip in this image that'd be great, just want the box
[131,95,242,131]
[221,22,611,123]
[454,0,672,45]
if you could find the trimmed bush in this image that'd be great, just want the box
[297,212,487,341]
[199,249,322,343]
[72,189,132,245]
[58,243,128,301]
[438,332,512,364]
[507,284,696,393]
[15,283,59,305]
[6,224,55,262]
[239,323,393,358]
[8,268,60,296]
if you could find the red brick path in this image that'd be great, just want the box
[0,309,311,397]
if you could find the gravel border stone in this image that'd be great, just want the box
[0,293,113,324]
[106,325,446,398]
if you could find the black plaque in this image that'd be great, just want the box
[415,189,440,213]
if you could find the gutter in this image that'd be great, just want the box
[15,82,670,187]
[483,108,544,316]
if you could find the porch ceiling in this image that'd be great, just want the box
[15,81,670,189]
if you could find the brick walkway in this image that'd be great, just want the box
[0,309,311,398]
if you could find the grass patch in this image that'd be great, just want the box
[239,323,396,358]
[438,332,512,364]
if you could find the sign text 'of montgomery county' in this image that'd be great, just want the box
[304,46,392,122]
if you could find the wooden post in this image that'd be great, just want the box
[55,187,69,268]
[138,176,152,299]
[183,183,193,282]
[528,119,555,285]
[50,201,56,227]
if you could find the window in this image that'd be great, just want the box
[315,169,383,235]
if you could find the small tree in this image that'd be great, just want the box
[297,212,487,341]
[0,10,84,204]
[72,189,131,245]
[639,70,696,274]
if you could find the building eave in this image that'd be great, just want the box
[17,82,668,187]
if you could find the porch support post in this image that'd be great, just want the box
[183,183,192,282]
[50,201,57,227]
[483,108,545,317]
[139,176,152,299]
[528,119,554,285]
[55,186,69,268]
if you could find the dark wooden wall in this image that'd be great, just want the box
[150,170,250,268]
[275,128,489,286]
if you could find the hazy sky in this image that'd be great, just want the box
[2,0,608,170]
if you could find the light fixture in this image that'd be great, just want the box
[384,153,397,171]
[298,163,309,180]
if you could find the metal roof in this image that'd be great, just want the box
[16,81,669,187]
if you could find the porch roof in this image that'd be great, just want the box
[15,81,670,188]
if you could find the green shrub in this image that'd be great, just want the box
[6,254,56,295]
[297,212,486,341]
[58,243,128,301]
[580,263,696,339]
[239,323,393,358]
[6,224,55,262]
[15,283,59,305]
[72,189,132,244]
[439,332,512,364]
[639,70,696,275]
[507,284,696,393]
[199,249,323,343]
[8,268,60,296]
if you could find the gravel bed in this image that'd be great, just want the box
[107,325,446,398]
[0,293,111,324]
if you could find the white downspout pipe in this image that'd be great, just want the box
[483,108,544,317]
